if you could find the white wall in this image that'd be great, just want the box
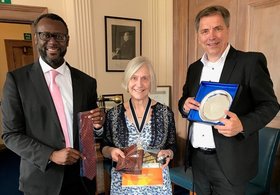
[11,0,66,14]
[11,0,173,101]
[1,0,172,145]
[91,0,150,100]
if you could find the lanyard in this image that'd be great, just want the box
[129,98,151,132]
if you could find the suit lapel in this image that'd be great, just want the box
[219,46,237,83]
[192,61,203,96]
[69,66,82,144]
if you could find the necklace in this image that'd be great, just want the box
[129,98,151,132]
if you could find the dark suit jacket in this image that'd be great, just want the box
[1,61,98,194]
[178,46,279,185]
[113,39,135,60]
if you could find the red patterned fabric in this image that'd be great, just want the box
[79,111,96,180]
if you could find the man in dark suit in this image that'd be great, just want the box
[1,13,105,195]
[112,31,135,60]
[178,5,279,195]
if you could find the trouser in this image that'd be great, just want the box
[191,147,246,195]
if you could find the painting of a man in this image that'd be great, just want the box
[112,28,135,60]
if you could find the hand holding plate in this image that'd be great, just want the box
[214,110,244,137]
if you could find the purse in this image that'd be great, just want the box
[116,144,144,174]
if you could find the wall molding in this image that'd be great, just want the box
[65,0,96,77]
[147,0,173,85]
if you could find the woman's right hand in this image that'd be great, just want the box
[110,147,125,162]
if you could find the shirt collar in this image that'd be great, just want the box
[201,44,230,65]
[39,57,67,75]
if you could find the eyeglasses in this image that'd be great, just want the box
[36,32,68,42]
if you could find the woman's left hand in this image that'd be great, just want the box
[157,149,173,169]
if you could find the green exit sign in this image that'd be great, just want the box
[0,0,11,4]
[24,33,32,40]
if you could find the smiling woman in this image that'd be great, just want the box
[101,56,176,194]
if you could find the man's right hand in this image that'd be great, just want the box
[49,148,84,165]
[183,97,200,113]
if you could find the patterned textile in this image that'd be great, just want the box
[102,102,176,194]
[78,111,96,180]
[102,102,176,151]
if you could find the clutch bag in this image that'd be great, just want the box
[116,144,144,174]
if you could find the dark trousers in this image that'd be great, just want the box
[191,148,246,195]
[23,163,96,195]
[24,176,95,195]
[60,165,96,195]
[24,174,95,195]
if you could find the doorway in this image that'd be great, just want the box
[5,39,34,71]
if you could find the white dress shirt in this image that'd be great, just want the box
[190,44,230,148]
[40,57,74,147]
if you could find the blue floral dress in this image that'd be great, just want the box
[110,118,172,194]
[102,102,176,195]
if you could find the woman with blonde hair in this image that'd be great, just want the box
[102,56,176,194]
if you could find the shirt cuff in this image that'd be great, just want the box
[94,127,103,136]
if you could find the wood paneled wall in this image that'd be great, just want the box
[173,0,280,191]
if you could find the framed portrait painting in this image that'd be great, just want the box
[105,16,142,72]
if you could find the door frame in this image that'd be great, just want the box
[5,39,33,71]
[0,4,48,60]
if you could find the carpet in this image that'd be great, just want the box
[0,148,22,195]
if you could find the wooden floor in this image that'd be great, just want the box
[0,147,22,195]
[96,159,106,194]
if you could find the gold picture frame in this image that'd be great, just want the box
[100,94,124,110]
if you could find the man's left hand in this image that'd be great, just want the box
[87,108,105,129]
[214,110,243,137]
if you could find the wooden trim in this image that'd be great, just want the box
[0,4,47,24]
[4,39,33,71]
[173,0,189,166]
[0,4,48,60]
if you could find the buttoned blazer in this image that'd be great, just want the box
[178,46,279,185]
[2,61,98,194]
